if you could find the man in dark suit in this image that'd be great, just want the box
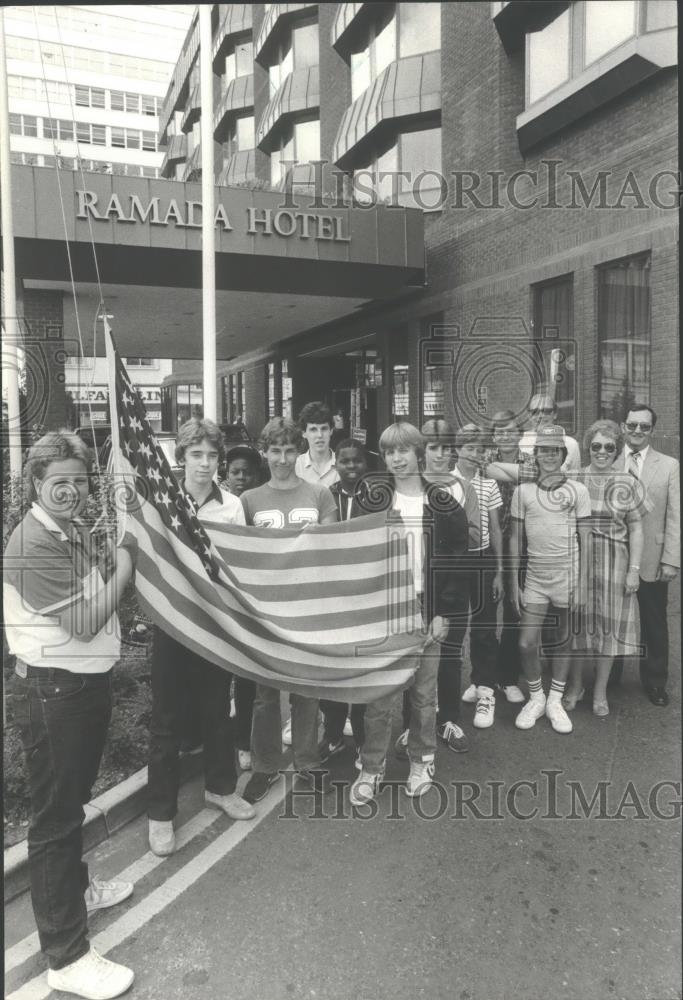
[614,404,680,706]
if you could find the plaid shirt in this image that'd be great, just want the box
[485,448,537,537]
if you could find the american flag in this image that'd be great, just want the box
[105,328,423,701]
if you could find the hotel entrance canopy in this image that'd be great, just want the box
[9,166,425,360]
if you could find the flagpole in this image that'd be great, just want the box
[0,10,24,480]
[199,3,216,422]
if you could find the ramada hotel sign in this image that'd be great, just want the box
[76,190,352,243]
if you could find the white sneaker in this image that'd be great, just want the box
[350,769,383,806]
[343,716,353,737]
[148,819,175,857]
[47,947,134,1000]
[84,877,133,913]
[282,718,292,746]
[405,758,435,797]
[515,696,547,730]
[546,698,573,734]
[461,684,478,703]
[237,749,252,771]
[473,687,496,729]
[205,791,256,820]
[501,684,525,704]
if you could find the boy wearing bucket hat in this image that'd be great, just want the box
[508,426,592,733]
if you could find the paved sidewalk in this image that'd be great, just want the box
[5,600,681,1000]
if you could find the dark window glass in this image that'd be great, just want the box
[598,255,651,421]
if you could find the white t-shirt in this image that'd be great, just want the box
[393,490,425,595]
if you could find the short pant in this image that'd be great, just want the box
[523,560,577,609]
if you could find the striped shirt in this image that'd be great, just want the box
[452,469,502,551]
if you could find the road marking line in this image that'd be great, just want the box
[6,778,288,1000]
[5,808,222,975]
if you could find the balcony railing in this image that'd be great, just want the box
[256,65,319,149]
[214,74,254,141]
[333,51,440,166]
[217,149,256,186]
[159,133,188,177]
[182,143,202,181]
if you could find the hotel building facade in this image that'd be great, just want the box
[6,2,679,457]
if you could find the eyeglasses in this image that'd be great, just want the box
[529,407,555,416]
[590,442,617,454]
[625,421,652,432]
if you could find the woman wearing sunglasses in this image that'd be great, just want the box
[563,420,648,717]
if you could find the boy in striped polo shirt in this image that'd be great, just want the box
[451,424,504,729]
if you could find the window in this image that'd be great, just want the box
[236,115,255,151]
[110,90,124,111]
[268,34,294,97]
[77,122,91,143]
[350,9,396,100]
[75,84,106,108]
[533,276,575,428]
[292,20,318,69]
[399,3,440,58]
[584,0,636,65]
[111,126,125,148]
[353,125,442,209]
[267,363,277,418]
[281,360,292,419]
[240,374,246,424]
[527,8,570,104]
[59,120,74,141]
[126,130,140,149]
[43,118,58,139]
[142,94,157,116]
[294,119,320,163]
[226,37,253,85]
[647,0,677,30]
[125,358,156,367]
[91,125,106,146]
[126,92,140,114]
[9,113,36,137]
[142,131,156,151]
[526,1,646,107]
[598,255,651,421]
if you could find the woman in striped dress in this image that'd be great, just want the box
[563,420,647,717]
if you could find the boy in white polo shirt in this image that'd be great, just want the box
[4,430,135,999]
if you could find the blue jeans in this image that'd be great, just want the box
[11,665,113,970]
[360,645,439,775]
[251,685,321,773]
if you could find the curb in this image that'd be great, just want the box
[4,751,205,905]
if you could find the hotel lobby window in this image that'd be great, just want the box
[350,3,440,100]
[598,254,651,422]
[525,1,675,108]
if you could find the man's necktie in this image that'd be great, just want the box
[627,451,641,479]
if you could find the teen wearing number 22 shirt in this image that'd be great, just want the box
[240,418,338,804]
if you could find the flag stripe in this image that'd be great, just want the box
[133,500,419,638]
[134,576,419,702]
